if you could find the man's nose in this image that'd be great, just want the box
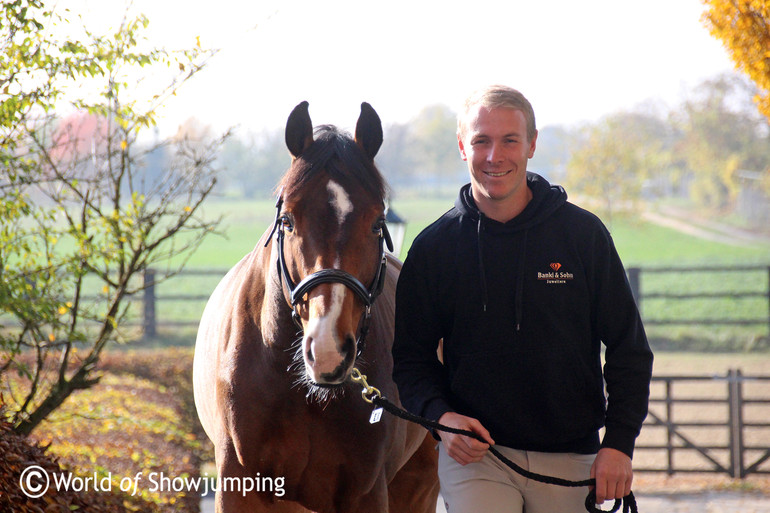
[487,141,503,163]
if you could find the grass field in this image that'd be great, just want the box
[182,197,770,267]
[142,197,770,350]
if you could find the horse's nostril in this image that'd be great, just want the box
[342,335,355,356]
[306,337,315,363]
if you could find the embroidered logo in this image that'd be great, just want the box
[538,262,574,284]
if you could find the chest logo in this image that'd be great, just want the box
[538,263,574,284]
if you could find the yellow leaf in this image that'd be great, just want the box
[183,206,192,213]
[120,140,128,151]
[49,333,56,342]
[58,305,69,315]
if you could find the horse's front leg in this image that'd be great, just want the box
[336,474,389,513]
[216,492,308,513]
[215,444,306,513]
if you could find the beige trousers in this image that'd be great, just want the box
[438,443,594,513]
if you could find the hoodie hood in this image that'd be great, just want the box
[454,172,568,315]
[454,172,568,230]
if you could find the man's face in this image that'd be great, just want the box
[458,105,537,217]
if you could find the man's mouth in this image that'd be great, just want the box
[484,170,511,177]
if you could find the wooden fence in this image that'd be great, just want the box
[636,370,770,477]
[626,265,770,333]
[136,265,770,337]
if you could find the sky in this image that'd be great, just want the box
[62,0,736,138]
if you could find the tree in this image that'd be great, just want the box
[405,104,466,194]
[528,125,572,181]
[673,73,770,210]
[702,0,770,121]
[218,128,290,199]
[1,1,224,435]
[565,111,671,226]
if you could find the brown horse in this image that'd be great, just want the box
[193,102,439,513]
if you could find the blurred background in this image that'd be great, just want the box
[2,1,769,512]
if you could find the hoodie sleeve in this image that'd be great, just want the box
[593,226,654,458]
[392,244,453,423]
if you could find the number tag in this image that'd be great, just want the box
[369,407,384,424]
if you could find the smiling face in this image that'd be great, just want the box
[458,105,538,222]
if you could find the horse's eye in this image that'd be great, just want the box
[281,214,294,232]
[373,218,385,235]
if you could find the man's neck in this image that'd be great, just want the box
[473,186,533,224]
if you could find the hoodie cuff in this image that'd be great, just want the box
[600,425,639,458]
[423,398,453,441]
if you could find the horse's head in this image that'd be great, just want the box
[272,101,391,389]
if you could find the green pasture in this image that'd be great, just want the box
[180,197,770,267]
[128,197,770,351]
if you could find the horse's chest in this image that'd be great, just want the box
[240,397,388,473]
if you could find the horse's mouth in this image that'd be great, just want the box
[309,380,346,389]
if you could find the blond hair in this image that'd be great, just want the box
[457,85,537,142]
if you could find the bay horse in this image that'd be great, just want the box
[193,102,439,512]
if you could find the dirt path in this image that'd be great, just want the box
[643,206,770,247]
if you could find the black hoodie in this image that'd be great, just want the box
[392,173,653,457]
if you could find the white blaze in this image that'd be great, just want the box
[305,283,346,378]
[302,180,354,381]
[327,180,353,226]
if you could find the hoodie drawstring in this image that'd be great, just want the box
[514,230,528,332]
[476,214,528,331]
[477,213,489,312]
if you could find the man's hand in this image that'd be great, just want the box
[438,412,495,466]
[590,447,633,504]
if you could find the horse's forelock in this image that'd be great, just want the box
[278,125,386,202]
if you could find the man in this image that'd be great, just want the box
[392,85,653,513]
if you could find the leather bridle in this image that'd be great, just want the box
[266,194,393,359]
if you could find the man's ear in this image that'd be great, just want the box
[457,133,468,161]
[528,129,538,159]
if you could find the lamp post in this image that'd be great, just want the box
[385,208,407,258]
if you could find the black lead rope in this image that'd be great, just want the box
[368,395,638,513]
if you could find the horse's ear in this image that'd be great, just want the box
[285,101,314,158]
[355,102,383,160]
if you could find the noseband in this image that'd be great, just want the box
[266,194,393,359]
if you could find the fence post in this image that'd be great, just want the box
[143,268,157,339]
[665,379,674,475]
[627,267,641,309]
[727,369,745,478]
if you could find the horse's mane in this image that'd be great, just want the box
[277,125,386,201]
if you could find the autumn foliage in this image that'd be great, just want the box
[0,348,207,512]
[703,0,770,121]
